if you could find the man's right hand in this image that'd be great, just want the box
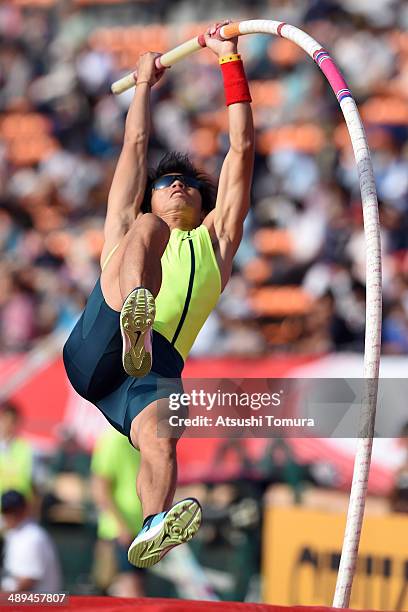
[135,52,165,87]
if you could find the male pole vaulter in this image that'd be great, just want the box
[63,21,254,568]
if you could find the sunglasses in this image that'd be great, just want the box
[152,174,202,191]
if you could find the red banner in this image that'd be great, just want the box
[0,353,398,494]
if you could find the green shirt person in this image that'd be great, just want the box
[91,428,143,542]
[0,402,33,498]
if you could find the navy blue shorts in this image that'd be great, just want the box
[63,278,184,438]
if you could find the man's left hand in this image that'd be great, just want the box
[204,20,238,58]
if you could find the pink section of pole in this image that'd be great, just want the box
[313,49,351,101]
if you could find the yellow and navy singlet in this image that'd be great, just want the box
[154,225,221,360]
[102,225,221,361]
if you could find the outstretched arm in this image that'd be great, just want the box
[203,24,254,289]
[101,52,163,266]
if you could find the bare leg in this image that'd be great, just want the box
[127,400,201,568]
[119,213,169,301]
[111,572,145,598]
[130,399,178,518]
[101,213,170,311]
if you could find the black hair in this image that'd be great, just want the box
[1,490,26,514]
[0,400,20,420]
[141,152,216,217]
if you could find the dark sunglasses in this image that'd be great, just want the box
[152,174,202,191]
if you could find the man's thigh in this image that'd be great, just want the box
[101,239,128,311]
[63,278,126,402]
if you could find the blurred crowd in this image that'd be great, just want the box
[0,0,408,357]
[1,397,407,596]
[0,399,266,597]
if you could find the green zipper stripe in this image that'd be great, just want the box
[171,234,195,346]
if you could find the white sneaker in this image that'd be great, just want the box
[128,498,202,568]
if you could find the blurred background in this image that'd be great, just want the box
[0,0,408,607]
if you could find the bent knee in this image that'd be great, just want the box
[131,419,178,456]
[131,213,170,244]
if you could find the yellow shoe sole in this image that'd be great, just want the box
[120,287,155,377]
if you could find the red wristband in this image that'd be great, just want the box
[220,59,252,106]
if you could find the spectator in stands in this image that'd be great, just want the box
[91,428,144,597]
[0,490,62,593]
[50,426,91,477]
[0,401,33,498]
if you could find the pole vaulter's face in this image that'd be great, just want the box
[150,173,203,225]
